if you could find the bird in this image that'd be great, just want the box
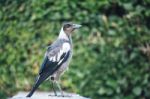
[26,22,82,97]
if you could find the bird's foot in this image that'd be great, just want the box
[48,94,57,97]
[57,94,72,97]
[49,92,72,97]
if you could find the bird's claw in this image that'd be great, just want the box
[48,94,57,97]
[57,94,72,97]
[49,94,71,97]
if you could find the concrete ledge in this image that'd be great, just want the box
[10,92,89,99]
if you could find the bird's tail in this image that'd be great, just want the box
[26,74,49,97]
[26,85,37,97]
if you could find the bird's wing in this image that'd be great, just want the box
[26,42,71,97]
[39,42,71,75]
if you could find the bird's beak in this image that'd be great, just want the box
[72,24,82,29]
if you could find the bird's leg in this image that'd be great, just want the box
[51,81,57,96]
[49,77,57,96]
[56,81,64,97]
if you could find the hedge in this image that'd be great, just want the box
[0,0,150,99]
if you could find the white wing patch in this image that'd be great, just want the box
[56,43,70,62]
[48,43,70,62]
[58,59,63,65]
[57,49,63,61]
[62,43,70,52]
[49,56,56,62]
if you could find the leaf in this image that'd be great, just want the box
[132,87,142,96]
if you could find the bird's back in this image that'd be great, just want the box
[39,38,72,75]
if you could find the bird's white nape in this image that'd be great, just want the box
[58,27,70,40]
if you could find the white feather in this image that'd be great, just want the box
[56,43,70,61]
[49,57,53,61]
[48,43,70,62]
[58,28,69,40]
[58,59,63,65]
[57,49,63,61]
[62,43,70,52]
[52,56,56,62]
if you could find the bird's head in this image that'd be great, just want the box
[63,22,82,35]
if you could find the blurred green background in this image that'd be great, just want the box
[0,0,150,99]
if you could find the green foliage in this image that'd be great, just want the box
[0,0,150,99]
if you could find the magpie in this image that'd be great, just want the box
[26,22,82,97]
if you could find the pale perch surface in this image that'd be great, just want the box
[10,92,90,99]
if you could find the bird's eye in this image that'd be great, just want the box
[64,24,71,28]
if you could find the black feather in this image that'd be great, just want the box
[26,51,70,97]
[26,73,49,97]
